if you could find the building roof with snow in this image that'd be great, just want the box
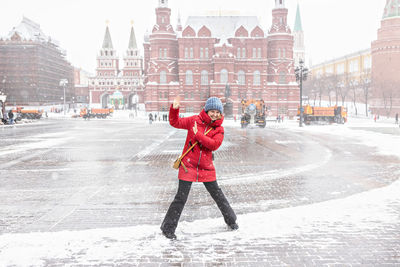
[7,17,58,45]
[184,16,261,42]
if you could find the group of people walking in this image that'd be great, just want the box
[148,113,169,124]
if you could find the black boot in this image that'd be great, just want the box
[161,228,177,239]
[228,222,239,230]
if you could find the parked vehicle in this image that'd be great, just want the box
[80,108,114,119]
[298,105,347,125]
[12,107,43,120]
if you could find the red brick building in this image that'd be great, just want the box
[74,68,90,104]
[371,0,400,116]
[144,0,299,118]
[0,17,74,106]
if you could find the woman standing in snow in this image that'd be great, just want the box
[160,96,238,239]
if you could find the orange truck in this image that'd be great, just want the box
[298,105,347,124]
[240,99,266,128]
[80,108,114,119]
[12,107,43,120]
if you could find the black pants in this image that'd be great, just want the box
[161,179,237,234]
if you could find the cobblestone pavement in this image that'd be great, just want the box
[0,118,399,266]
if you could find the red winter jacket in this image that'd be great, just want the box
[169,105,224,182]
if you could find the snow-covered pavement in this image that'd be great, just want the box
[0,117,399,266]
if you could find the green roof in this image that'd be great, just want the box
[128,26,137,49]
[294,3,303,32]
[383,0,400,19]
[102,26,113,49]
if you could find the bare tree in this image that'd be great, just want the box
[374,79,397,117]
[338,73,350,106]
[330,73,341,106]
[324,74,335,106]
[314,75,325,107]
[349,79,359,116]
[382,81,395,117]
[360,70,371,117]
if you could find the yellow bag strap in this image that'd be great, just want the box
[178,127,213,160]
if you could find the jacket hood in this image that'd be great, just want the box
[199,109,224,127]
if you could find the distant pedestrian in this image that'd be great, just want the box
[160,96,238,240]
[374,115,377,123]
[395,113,398,124]
[8,110,14,125]
[2,107,8,124]
[149,113,153,124]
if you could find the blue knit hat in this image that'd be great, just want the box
[204,97,223,114]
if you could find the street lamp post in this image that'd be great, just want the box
[295,59,308,127]
[59,79,68,115]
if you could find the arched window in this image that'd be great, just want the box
[242,48,246,58]
[190,47,193,58]
[160,71,167,84]
[220,69,228,84]
[201,70,208,85]
[185,70,193,85]
[237,48,241,58]
[253,70,260,85]
[184,47,188,58]
[238,70,245,85]
[279,71,286,84]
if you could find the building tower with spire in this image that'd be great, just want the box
[143,0,179,112]
[176,11,183,32]
[267,0,298,116]
[89,23,144,109]
[371,0,400,116]
[122,22,145,110]
[97,25,119,78]
[293,2,305,66]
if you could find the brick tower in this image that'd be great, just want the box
[371,0,400,116]
[267,0,298,116]
[144,0,179,112]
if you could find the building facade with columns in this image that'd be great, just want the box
[144,0,299,118]
[89,25,145,109]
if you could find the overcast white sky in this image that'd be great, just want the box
[0,0,387,73]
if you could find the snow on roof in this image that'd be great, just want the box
[184,16,261,42]
[7,17,56,44]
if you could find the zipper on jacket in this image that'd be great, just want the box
[196,124,209,182]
